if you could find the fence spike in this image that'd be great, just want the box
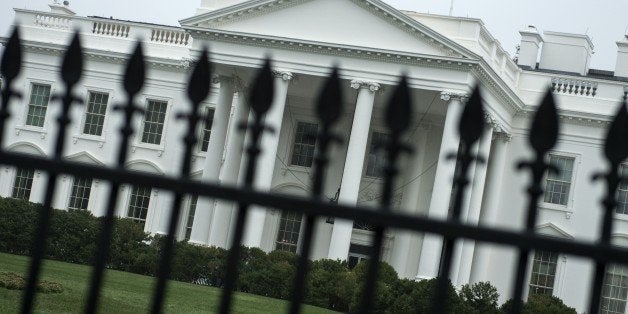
[60,32,83,86]
[529,90,559,155]
[316,67,342,127]
[459,86,485,146]
[604,102,628,165]
[1,28,22,81]
[248,59,274,117]
[124,43,146,95]
[386,75,412,136]
[187,49,211,105]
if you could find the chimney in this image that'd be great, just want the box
[615,36,628,78]
[539,31,594,75]
[49,0,75,16]
[517,26,543,69]
[197,0,243,15]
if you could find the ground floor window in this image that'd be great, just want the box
[12,168,34,201]
[600,264,628,314]
[68,177,92,210]
[127,185,152,225]
[528,250,558,296]
[184,196,198,241]
[275,211,303,253]
[348,243,371,269]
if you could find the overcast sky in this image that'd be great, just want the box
[1,0,627,71]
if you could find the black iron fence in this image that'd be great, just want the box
[2,28,628,314]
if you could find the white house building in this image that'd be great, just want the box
[3,0,628,312]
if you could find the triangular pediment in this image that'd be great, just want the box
[536,222,573,239]
[181,0,474,58]
[65,151,104,166]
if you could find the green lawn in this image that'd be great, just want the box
[0,253,337,313]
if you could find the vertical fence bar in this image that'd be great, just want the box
[587,101,628,313]
[509,90,559,314]
[0,29,22,147]
[359,77,412,314]
[289,68,343,314]
[85,43,146,313]
[150,49,211,314]
[432,87,485,313]
[219,60,275,314]
[21,33,84,314]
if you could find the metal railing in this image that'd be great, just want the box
[2,28,628,314]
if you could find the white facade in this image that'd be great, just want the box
[3,0,628,312]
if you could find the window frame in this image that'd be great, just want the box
[363,130,390,179]
[135,96,171,150]
[527,250,560,297]
[23,81,54,129]
[67,176,93,211]
[540,152,579,212]
[616,164,628,215]
[274,210,305,254]
[79,89,112,139]
[198,106,216,153]
[125,185,153,226]
[288,120,319,168]
[600,263,628,314]
[180,195,198,241]
[11,167,35,201]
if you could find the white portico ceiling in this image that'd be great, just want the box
[180,0,478,60]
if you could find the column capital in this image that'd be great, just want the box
[493,131,512,143]
[440,91,468,102]
[483,111,512,141]
[350,80,381,92]
[272,70,294,81]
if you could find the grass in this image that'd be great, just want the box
[0,252,337,314]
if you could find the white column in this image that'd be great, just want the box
[389,128,429,277]
[454,125,494,286]
[189,77,235,245]
[416,91,466,280]
[327,80,379,260]
[242,71,293,248]
[208,91,250,248]
[470,131,510,283]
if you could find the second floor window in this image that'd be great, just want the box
[141,100,167,145]
[12,168,34,201]
[68,177,92,211]
[200,108,215,152]
[544,155,575,206]
[365,132,389,178]
[26,83,51,127]
[290,122,318,167]
[83,92,109,136]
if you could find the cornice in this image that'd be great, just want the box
[187,28,477,72]
[17,40,191,72]
[516,107,612,128]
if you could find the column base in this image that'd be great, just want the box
[187,240,209,247]
[415,275,435,281]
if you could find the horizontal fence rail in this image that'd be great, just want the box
[2,27,628,314]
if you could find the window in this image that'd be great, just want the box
[199,108,215,152]
[348,243,371,269]
[83,92,109,136]
[365,132,389,178]
[141,100,168,145]
[600,264,628,314]
[528,251,558,296]
[275,211,303,253]
[68,177,92,210]
[26,83,51,127]
[184,196,198,241]
[290,122,318,167]
[544,155,575,206]
[12,168,34,201]
[617,165,628,215]
[127,185,152,225]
